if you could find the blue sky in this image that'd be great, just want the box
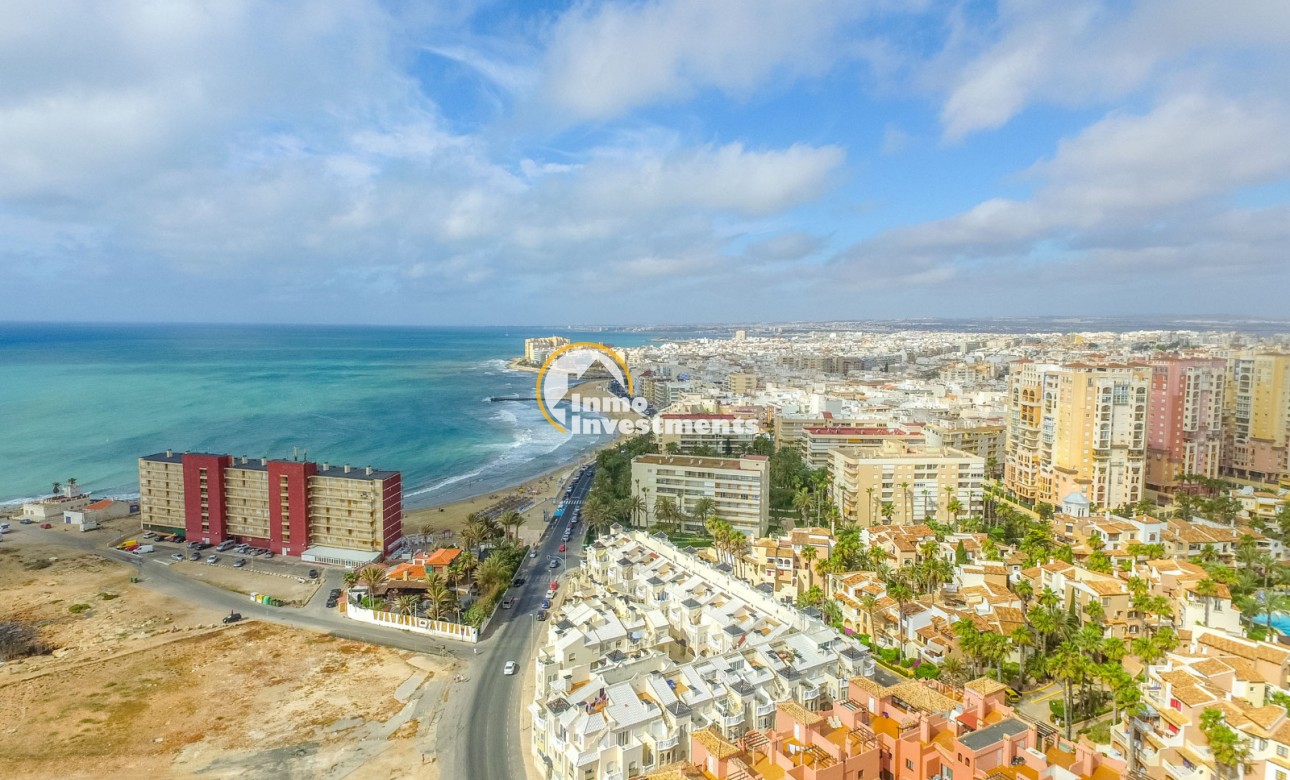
[2,0,1289,325]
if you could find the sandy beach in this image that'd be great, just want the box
[401,379,634,546]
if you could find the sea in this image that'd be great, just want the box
[0,323,659,508]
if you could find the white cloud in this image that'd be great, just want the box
[537,0,870,120]
[934,0,1290,139]
[832,91,1290,293]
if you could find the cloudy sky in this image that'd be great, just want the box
[4,1,1289,325]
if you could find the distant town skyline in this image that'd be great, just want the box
[3,1,1289,325]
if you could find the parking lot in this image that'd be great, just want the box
[118,533,329,605]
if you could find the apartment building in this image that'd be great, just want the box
[631,453,770,538]
[1113,633,1290,780]
[799,426,922,469]
[525,335,571,365]
[656,412,760,454]
[922,419,1005,474]
[1005,361,1150,509]
[529,530,876,780]
[1225,352,1290,485]
[138,450,402,564]
[725,373,757,395]
[1146,357,1227,496]
[829,441,984,526]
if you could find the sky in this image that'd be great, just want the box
[2,0,1289,326]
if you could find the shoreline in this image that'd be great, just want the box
[401,378,635,544]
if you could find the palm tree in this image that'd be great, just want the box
[1049,641,1090,740]
[799,545,818,591]
[653,496,680,533]
[627,494,647,528]
[1200,707,1251,780]
[899,482,911,523]
[51,481,62,496]
[793,487,813,527]
[1196,578,1221,627]
[880,502,895,523]
[66,477,78,494]
[424,573,458,621]
[939,655,967,685]
[356,564,387,593]
[342,570,359,589]
[393,594,420,616]
[500,510,524,541]
[690,497,717,530]
[858,593,878,639]
[865,486,876,526]
[954,620,983,677]
[1011,624,1035,691]
[888,582,914,656]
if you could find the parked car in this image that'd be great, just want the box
[189,551,201,561]
[558,544,566,552]
[549,560,559,569]
[549,581,559,590]
[325,599,338,608]
[20,518,34,525]
[170,553,184,561]
[537,611,548,621]
[307,569,319,579]
[502,598,514,609]
[529,549,537,558]
[223,611,242,624]
[511,577,525,586]
[206,555,218,564]
[329,589,341,599]
[541,599,551,609]
[233,558,246,568]
[503,661,517,675]
[40,523,52,529]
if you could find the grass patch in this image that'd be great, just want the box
[24,559,52,570]
[68,603,91,614]
[98,592,120,601]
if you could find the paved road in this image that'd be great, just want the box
[446,465,596,780]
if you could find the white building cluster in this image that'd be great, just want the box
[529,528,875,780]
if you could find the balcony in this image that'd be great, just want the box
[653,734,679,751]
[1163,757,1201,779]
[756,701,777,717]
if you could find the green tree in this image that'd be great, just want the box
[1199,707,1251,780]
[1196,578,1221,627]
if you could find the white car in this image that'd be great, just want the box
[503,661,517,675]
[530,550,537,558]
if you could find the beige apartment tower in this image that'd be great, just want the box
[830,441,984,526]
[631,453,770,538]
[1005,362,1150,509]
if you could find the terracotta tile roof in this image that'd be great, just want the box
[1199,633,1290,665]
[965,677,1008,696]
[779,701,824,725]
[693,725,741,759]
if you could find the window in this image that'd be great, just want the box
[1279,745,1289,758]
[906,759,914,770]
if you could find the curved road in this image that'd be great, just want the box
[444,466,596,780]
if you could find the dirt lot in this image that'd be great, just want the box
[0,542,451,779]
[168,559,321,604]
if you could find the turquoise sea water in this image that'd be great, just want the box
[0,324,653,508]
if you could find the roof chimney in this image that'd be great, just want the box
[322,462,329,471]
[165,449,173,457]
[260,457,267,466]
[365,466,373,476]
[344,464,351,474]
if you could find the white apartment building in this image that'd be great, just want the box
[529,530,876,780]
[631,454,769,538]
[830,441,985,526]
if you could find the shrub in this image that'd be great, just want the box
[24,559,52,571]
[97,592,119,601]
[877,647,901,665]
[914,663,940,680]
[68,603,91,614]
[900,657,915,668]
[0,622,54,661]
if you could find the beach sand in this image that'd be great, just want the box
[401,379,635,547]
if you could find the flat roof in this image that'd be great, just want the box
[300,545,383,565]
[958,717,1029,750]
[140,452,397,480]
